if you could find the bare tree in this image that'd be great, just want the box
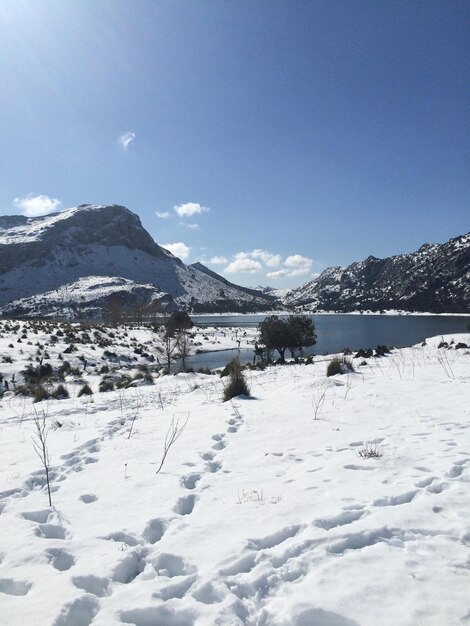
[162,331,179,373]
[155,414,189,475]
[32,407,52,506]
[177,328,191,370]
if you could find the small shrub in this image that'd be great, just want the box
[116,374,132,389]
[99,379,115,392]
[99,365,110,374]
[357,443,383,459]
[51,384,69,400]
[33,384,50,403]
[223,358,250,402]
[326,357,342,377]
[197,366,212,375]
[24,363,53,384]
[78,383,93,397]
[326,356,354,377]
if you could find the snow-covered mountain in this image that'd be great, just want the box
[285,233,470,313]
[0,204,274,317]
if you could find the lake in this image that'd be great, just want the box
[183,313,470,370]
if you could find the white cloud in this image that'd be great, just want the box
[161,242,190,261]
[266,254,314,279]
[14,194,61,217]
[155,211,170,219]
[118,132,135,149]
[225,257,262,274]
[174,202,210,218]
[284,254,313,276]
[209,256,228,265]
[250,249,281,268]
[180,222,200,230]
[266,269,289,279]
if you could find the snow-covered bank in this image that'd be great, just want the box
[0,327,469,626]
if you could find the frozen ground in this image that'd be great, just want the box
[0,321,469,626]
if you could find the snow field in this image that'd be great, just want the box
[0,325,469,625]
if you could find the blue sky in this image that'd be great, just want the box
[0,0,468,288]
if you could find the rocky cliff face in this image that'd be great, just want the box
[0,204,273,317]
[285,233,470,313]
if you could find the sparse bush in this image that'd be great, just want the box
[375,344,391,357]
[99,365,110,374]
[24,363,53,384]
[357,443,383,459]
[33,384,50,403]
[223,358,250,402]
[116,374,132,389]
[51,384,69,400]
[78,383,93,397]
[99,379,115,392]
[326,357,343,377]
[326,356,354,377]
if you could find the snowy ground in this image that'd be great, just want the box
[0,321,469,626]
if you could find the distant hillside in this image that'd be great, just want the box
[0,204,274,317]
[285,233,470,313]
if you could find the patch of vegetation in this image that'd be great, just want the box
[78,383,93,397]
[51,384,69,400]
[223,358,250,402]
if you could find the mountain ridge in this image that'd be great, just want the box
[284,232,470,313]
[0,204,274,317]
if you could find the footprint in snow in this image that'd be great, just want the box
[46,548,75,571]
[0,578,32,596]
[173,494,196,516]
[180,473,202,490]
[21,509,51,523]
[34,523,69,540]
[79,494,98,503]
[72,575,111,597]
[52,595,99,626]
[142,518,167,544]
